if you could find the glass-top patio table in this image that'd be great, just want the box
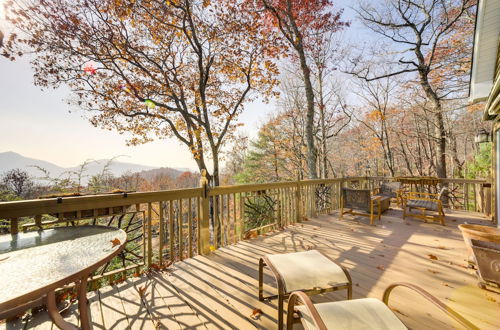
[0,225,126,330]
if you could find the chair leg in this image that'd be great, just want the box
[259,258,265,301]
[378,201,382,222]
[278,293,284,329]
[340,206,344,219]
[347,283,352,300]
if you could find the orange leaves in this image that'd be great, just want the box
[138,285,147,298]
[110,238,121,247]
[250,308,263,319]
[428,254,438,260]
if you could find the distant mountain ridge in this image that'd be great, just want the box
[0,151,189,181]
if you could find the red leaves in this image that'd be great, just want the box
[83,61,97,75]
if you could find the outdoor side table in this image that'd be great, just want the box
[0,225,126,330]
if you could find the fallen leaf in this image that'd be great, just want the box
[138,286,147,298]
[436,246,448,250]
[427,269,439,274]
[486,296,497,303]
[428,254,438,260]
[355,283,359,287]
[250,308,263,319]
[110,238,121,247]
[378,254,385,257]
[445,297,455,302]
[441,282,452,287]
[209,245,216,251]
[376,265,385,270]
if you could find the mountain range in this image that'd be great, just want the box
[0,151,190,182]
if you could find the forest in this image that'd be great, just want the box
[0,0,489,193]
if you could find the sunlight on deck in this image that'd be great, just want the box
[3,209,499,330]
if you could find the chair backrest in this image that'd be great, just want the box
[379,182,401,197]
[437,187,449,202]
[342,188,371,209]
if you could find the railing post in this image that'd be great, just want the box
[338,179,345,209]
[10,218,18,235]
[296,178,301,223]
[199,170,211,255]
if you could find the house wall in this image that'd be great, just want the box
[470,0,500,101]
[490,48,500,226]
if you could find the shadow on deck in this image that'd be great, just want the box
[4,209,499,330]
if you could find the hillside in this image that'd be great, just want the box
[0,151,187,182]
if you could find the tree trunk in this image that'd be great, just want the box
[418,69,447,179]
[296,44,318,179]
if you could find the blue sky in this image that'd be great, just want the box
[0,0,363,170]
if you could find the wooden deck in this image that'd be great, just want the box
[3,209,499,330]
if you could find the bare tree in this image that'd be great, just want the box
[349,0,475,179]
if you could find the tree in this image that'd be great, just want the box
[353,77,399,176]
[253,0,349,179]
[350,0,476,179]
[0,168,35,199]
[3,0,281,186]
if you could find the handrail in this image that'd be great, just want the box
[0,187,202,219]
[382,282,479,330]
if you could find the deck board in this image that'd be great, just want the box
[5,209,499,329]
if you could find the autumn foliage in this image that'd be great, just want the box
[3,0,283,186]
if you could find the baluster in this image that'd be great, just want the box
[159,201,164,265]
[226,194,231,245]
[188,198,193,258]
[214,195,219,248]
[147,203,153,267]
[179,199,183,261]
[233,193,237,244]
[169,200,174,262]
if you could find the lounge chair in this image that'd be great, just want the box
[258,250,352,328]
[286,282,478,330]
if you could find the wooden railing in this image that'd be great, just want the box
[0,176,492,285]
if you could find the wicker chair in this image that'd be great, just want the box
[403,187,448,225]
[340,188,385,225]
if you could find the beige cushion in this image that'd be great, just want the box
[296,298,408,330]
[266,250,348,293]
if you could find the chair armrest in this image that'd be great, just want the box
[407,196,441,203]
[405,192,439,198]
[287,291,328,330]
[382,282,478,330]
